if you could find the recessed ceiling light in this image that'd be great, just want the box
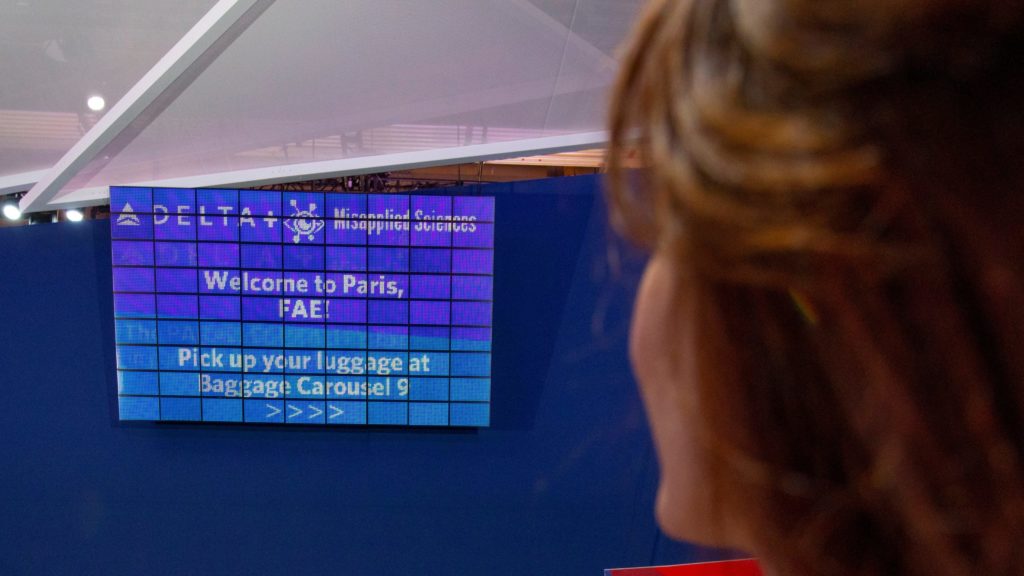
[66,209,84,222]
[87,95,106,111]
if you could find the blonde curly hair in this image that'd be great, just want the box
[608,1,1024,575]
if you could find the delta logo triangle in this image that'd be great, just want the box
[116,203,141,226]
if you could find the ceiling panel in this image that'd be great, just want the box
[0,0,218,178]
[4,0,644,209]
[57,0,642,201]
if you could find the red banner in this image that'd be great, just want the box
[605,559,762,576]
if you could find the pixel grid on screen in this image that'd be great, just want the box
[111,186,494,427]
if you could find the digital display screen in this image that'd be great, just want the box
[111,187,494,427]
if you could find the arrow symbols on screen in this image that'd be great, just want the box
[329,405,344,419]
[266,404,281,418]
[283,403,328,420]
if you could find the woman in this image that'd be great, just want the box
[607,1,1024,575]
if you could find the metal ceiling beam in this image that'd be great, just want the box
[18,0,273,214]
[48,131,610,209]
[0,170,48,196]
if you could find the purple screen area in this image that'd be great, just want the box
[112,187,494,427]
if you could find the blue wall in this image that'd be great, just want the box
[0,175,713,575]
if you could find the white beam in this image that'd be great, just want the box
[0,170,48,196]
[48,131,609,209]
[19,0,272,214]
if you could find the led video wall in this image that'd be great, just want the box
[111,186,494,427]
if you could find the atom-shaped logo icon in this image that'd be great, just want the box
[284,199,325,243]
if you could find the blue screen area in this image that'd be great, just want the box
[111,187,495,427]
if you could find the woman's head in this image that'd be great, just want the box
[609,1,1024,575]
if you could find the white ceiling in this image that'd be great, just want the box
[1,0,643,213]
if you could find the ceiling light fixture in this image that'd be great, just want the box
[87,95,106,111]
[2,197,22,221]
[66,209,84,222]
